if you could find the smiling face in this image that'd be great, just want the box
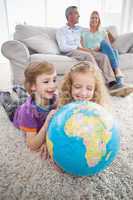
[71,71,95,101]
[90,12,100,30]
[31,71,57,105]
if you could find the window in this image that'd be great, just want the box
[79,0,123,33]
[79,0,102,26]
[6,0,45,37]
[101,0,123,33]
[46,0,79,27]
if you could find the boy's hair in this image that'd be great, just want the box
[59,61,110,108]
[65,6,77,19]
[24,61,55,94]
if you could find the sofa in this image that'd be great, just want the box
[1,24,133,85]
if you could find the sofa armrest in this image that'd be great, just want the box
[112,32,133,54]
[128,46,133,53]
[1,40,30,64]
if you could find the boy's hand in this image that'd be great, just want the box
[42,109,57,138]
[45,109,57,126]
[40,144,49,160]
[48,158,64,174]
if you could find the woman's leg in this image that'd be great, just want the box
[100,40,123,78]
[113,49,119,65]
[100,40,119,69]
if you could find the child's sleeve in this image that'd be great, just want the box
[13,107,38,134]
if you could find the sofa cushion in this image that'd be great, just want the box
[105,26,118,39]
[14,24,57,41]
[112,33,133,54]
[119,53,133,69]
[30,53,77,74]
[107,31,115,44]
[23,34,60,54]
[128,46,133,53]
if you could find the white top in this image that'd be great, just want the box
[56,25,83,53]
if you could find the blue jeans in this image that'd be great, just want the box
[100,40,119,69]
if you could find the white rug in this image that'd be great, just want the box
[0,94,133,200]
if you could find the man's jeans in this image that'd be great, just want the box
[100,40,119,69]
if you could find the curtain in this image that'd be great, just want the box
[120,0,133,33]
[6,0,45,35]
[79,0,123,33]
[0,0,9,61]
[46,0,79,27]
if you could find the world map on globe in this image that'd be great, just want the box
[47,101,120,176]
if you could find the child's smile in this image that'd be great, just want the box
[31,71,57,105]
[71,72,95,101]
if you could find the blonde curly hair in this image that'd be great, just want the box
[59,61,110,108]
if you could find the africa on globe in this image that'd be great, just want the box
[46,101,120,176]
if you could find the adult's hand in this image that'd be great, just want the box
[93,47,100,52]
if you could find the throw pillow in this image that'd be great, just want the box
[23,34,60,54]
[105,26,118,39]
[107,31,115,44]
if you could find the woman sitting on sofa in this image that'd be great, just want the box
[81,10,124,87]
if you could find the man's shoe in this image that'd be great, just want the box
[108,81,123,90]
[109,84,133,97]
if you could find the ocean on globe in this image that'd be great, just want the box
[46,101,120,176]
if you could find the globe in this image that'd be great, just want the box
[46,101,120,176]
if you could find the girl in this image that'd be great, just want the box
[44,60,110,172]
[80,11,124,87]
[59,61,110,109]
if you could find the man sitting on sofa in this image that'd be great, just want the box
[56,6,133,96]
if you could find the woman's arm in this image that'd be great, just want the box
[79,36,93,53]
[80,35,100,52]
[80,36,84,47]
